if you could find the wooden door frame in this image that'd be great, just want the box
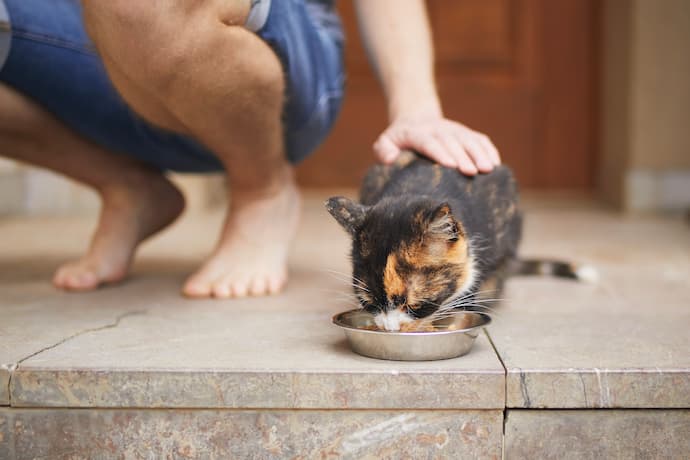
[296,0,601,190]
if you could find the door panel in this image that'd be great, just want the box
[296,0,598,189]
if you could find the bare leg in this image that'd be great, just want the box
[0,82,185,290]
[83,0,300,297]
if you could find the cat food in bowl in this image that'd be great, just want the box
[332,309,491,361]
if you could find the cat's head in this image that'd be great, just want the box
[326,196,476,331]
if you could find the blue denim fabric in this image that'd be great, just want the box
[262,0,345,163]
[0,0,11,71]
[0,0,345,172]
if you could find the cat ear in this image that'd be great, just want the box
[325,196,369,235]
[426,203,464,242]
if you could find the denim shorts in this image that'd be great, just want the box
[0,0,345,172]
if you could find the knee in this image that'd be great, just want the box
[167,28,286,114]
[86,0,249,26]
[226,33,286,112]
[82,1,155,34]
[84,0,283,113]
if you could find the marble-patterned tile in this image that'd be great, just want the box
[3,194,504,409]
[0,367,8,405]
[504,409,690,459]
[488,210,690,408]
[0,282,143,407]
[9,293,504,408]
[0,408,504,459]
[507,367,689,409]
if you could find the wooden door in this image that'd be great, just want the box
[296,0,599,189]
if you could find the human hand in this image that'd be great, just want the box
[373,112,501,175]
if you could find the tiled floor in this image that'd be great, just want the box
[1,191,688,457]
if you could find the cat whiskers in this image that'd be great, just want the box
[422,293,505,322]
[450,288,499,301]
[311,287,362,308]
[321,268,371,293]
[445,297,505,312]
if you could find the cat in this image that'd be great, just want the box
[326,150,596,331]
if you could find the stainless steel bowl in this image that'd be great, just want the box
[332,309,492,361]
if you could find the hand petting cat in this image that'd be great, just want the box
[373,108,501,177]
[354,0,501,177]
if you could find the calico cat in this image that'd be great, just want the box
[326,150,595,331]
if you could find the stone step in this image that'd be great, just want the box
[1,192,688,457]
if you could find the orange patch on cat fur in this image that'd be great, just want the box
[394,150,417,168]
[401,236,469,268]
[389,238,474,307]
[431,164,443,187]
[383,253,406,298]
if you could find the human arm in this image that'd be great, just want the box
[353,0,500,174]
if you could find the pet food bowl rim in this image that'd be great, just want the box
[332,309,492,336]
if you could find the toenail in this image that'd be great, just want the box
[232,285,248,297]
[213,286,231,298]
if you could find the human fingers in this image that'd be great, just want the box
[462,137,494,173]
[385,123,458,169]
[434,130,478,175]
[417,132,458,169]
[373,133,401,164]
[447,123,494,173]
[478,133,501,166]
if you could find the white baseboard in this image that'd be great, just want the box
[0,171,24,215]
[626,169,690,212]
[0,164,226,216]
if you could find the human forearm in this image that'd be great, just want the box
[353,0,500,174]
[353,0,440,120]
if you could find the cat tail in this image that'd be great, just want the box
[507,258,599,283]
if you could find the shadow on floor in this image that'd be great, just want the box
[0,255,198,285]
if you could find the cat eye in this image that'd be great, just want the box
[360,302,380,314]
[407,302,439,318]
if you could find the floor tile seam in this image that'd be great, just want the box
[7,310,146,407]
[3,406,686,412]
[483,329,508,406]
[504,368,690,374]
[8,398,506,410]
[12,368,505,375]
[1,367,11,407]
[482,327,509,454]
[504,407,690,412]
[0,406,505,413]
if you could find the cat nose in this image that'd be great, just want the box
[389,295,406,308]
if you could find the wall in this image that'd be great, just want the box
[600,0,690,212]
[2,1,688,215]
[0,162,223,216]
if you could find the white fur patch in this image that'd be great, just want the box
[374,309,414,331]
[458,255,478,294]
[576,265,600,283]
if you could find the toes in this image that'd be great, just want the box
[230,279,249,298]
[182,276,213,298]
[248,277,267,297]
[248,273,287,297]
[267,272,286,295]
[183,264,288,299]
[211,280,233,299]
[182,283,212,298]
[214,275,279,298]
[53,268,68,288]
[73,271,98,290]
[53,265,100,291]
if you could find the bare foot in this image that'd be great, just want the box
[182,177,301,298]
[53,173,185,290]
